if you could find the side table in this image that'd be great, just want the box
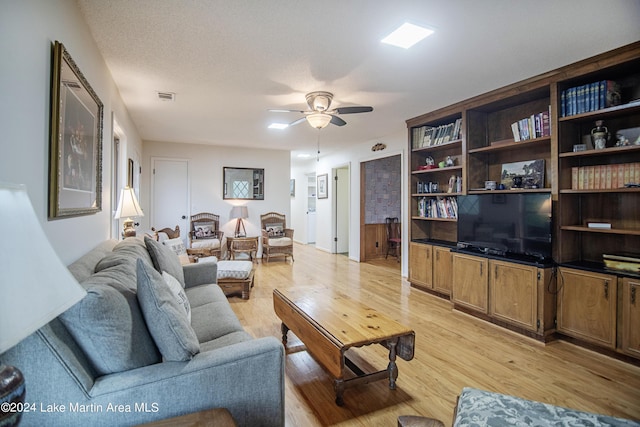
[226,236,259,262]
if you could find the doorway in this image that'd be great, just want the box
[333,165,349,255]
[151,158,190,246]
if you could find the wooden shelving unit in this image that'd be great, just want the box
[406,41,640,357]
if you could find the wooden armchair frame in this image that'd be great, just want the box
[260,212,294,263]
[188,212,224,258]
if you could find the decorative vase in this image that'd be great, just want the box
[591,120,610,150]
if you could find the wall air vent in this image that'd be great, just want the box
[157,91,176,102]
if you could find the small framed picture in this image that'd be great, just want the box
[317,174,328,199]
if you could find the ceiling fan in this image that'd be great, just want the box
[270,91,373,129]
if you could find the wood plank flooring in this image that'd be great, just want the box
[228,244,640,426]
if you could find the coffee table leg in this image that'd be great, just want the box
[334,379,345,406]
[281,323,289,345]
[387,340,398,390]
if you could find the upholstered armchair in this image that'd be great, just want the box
[260,212,294,263]
[188,212,225,259]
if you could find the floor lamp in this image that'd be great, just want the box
[0,183,87,427]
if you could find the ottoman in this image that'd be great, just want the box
[216,260,255,299]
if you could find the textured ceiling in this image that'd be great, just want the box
[76,0,640,159]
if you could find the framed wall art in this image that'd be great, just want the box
[317,174,328,199]
[48,41,103,219]
[501,159,545,189]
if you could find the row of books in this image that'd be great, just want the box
[560,80,621,117]
[417,196,458,219]
[412,118,462,149]
[511,107,551,141]
[570,162,640,190]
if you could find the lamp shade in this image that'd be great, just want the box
[306,112,332,129]
[230,205,249,220]
[0,183,87,353]
[114,186,144,219]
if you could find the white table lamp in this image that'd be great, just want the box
[114,186,144,238]
[0,183,87,426]
[230,205,248,237]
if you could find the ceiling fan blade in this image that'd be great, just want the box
[330,115,347,126]
[269,108,306,113]
[289,117,307,126]
[334,106,373,114]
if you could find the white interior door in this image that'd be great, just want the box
[151,158,189,245]
[334,166,349,254]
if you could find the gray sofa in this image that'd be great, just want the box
[1,238,284,427]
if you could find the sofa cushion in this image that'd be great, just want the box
[136,259,200,361]
[59,278,161,376]
[269,237,292,247]
[187,284,245,343]
[145,236,185,286]
[191,239,221,249]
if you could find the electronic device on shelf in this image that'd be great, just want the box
[456,193,553,264]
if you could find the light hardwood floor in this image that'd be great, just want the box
[228,243,640,426]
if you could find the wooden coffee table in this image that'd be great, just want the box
[273,287,415,406]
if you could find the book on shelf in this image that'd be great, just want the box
[510,106,551,141]
[570,162,640,190]
[603,253,640,274]
[412,118,462,149]
[417,196,458,219]
[560,80,621,117]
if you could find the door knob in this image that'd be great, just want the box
[181,215,186,219]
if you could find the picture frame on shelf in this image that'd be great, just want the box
[501,159,545,189]
[48,41,103,219]
[317,174,328,199]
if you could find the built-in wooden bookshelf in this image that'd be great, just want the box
[406,41,640,360]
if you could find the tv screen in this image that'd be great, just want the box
[457,193,552,262]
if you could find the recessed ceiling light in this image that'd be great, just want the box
[268,123,289,130]
[381,22,434,49]
[297,153,311,158]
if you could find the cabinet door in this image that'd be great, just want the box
[557,268,617,349]
[489,260,538,331]
[621,278,640,358]
[452,253,488,313]
[409,243,432,288]
[433,246,452,295]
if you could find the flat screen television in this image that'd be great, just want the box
[457,193,552,263]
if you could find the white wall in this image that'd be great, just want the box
[141,141,291,255]
[0,0,142,264]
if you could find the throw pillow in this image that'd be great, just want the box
[144,236,185,287]
[59,281,161,376]
[136,259,200,361]
[162,237,190,265]
[162,271,191,323]
[266,223,284,238]
[193,222,214,239]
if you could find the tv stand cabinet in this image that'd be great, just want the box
[452,252,556,340]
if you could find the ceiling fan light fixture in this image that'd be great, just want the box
[381,22,434,49]
[306,113,331,129]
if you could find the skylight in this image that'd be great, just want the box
[381,23,434,49]
[268,123,289,130]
